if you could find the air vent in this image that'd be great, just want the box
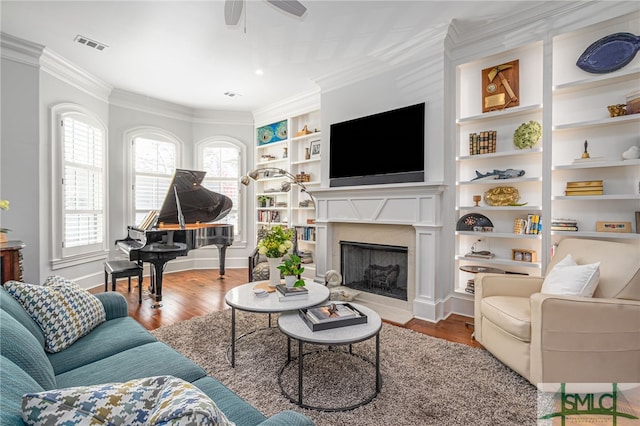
[74,35,108,51]
[224,91,241,98]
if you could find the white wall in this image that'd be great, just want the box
[0,56,41,284]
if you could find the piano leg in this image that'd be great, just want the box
[216,244,228,279]
[148,259,166,308]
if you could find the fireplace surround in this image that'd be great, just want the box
[312,183,444,322]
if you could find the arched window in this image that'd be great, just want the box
[128,129,181,225]
[51,104,107,262]
[196,138,242,238]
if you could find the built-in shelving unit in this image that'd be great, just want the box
[454,41,545,295]
[452,10,640,303]
[253,109,321,278]
[550,13,640,242]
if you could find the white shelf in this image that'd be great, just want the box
[550,231,640,240]
[256,158,288,167]
[457,147,542,161]
[291,158,321,166]
[457,104,543,125]
[456,231,541,239]
[553,114,640,131]
[458,205,542,211]
[256,140,287,150]
[553,194,640,201]
[457,177,541,186]
[553,67,640,93]
[553,159,640,170]
[291,132,321,142]
[456,255,542,269]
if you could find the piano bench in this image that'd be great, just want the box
[104,260,143,304]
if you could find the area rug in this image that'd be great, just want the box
[152,309,537,426]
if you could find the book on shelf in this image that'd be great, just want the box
[564,185,604,192]
[566,180,603,188]
[564,190,603,196]
[551,226,578,231]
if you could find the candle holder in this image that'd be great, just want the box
[473,195,481,207]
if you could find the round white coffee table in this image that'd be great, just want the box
[224,280,330,367]
[277,302,382,411]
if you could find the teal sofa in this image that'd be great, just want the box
[0,286,314,425]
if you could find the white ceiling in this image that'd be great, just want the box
[1,1,554,112]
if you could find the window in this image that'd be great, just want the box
[131,133,179,225]
[52,105,107,261]
[197,139,241,237]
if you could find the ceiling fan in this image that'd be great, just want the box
[224,0,307,26]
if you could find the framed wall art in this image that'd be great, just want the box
[481,59,520,113]
[309,139,321,158]
[257,119,288,146]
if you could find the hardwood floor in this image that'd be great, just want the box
[93,268,481,348]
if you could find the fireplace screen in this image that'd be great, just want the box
[340,241,408,301]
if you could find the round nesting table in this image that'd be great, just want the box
[277,302,382,411]
[224,280,330,367]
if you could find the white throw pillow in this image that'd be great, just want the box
[541,254,600,297]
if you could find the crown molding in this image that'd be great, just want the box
[253,89,320,126]
[40,49,112,103]
[0,32,44,67]
[110,88,254,125]
[446,1,638,64]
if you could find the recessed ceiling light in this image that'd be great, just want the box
[224,91,242,98]
[255,69,264,75]
[74,35,108,51]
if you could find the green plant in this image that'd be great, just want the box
[0,199,9,234]
[277,254,305,287]
[257,225,294,258]
[257,195,272,206]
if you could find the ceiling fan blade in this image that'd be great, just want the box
[266,0,307,17]
[224,0,244,25]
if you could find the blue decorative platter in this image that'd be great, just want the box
[456,213,494,231]
[576,32,640,74]
[257,119,288,145]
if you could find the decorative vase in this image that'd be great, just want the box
[267,257,282,287]
[284,275,297,288]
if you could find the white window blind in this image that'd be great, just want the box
[133,137,176,225]
[200,144,240,235]
[62,115,104,251]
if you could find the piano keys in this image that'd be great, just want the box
[116,169,234,307]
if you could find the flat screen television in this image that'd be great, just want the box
[329,102,425,187]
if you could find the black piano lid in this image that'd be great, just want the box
[157,169,233,225]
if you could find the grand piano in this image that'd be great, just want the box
[117,169,234,307]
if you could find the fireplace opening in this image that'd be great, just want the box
[340,241,408,301]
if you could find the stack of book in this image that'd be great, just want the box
[551,218,578,232]
[275,284,308,301]
[299,303,367,331]
[565,180,603,196]
[465,279,475,294]
[469,130,497,155]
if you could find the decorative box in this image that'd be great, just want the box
[295,173,310,182]
[626,91,640,115]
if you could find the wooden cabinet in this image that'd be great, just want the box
[1,240,25,283]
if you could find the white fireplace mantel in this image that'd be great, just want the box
[311,182,445,322]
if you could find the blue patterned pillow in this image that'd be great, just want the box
[4,276,106,353]
[21,376,235,426]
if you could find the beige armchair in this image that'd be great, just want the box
[474,238,640,385]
